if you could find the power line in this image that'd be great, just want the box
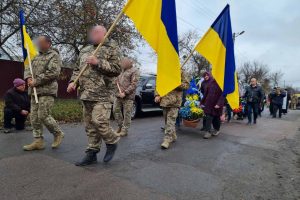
[178,16,203,31]
[183,1,215,20]
[195,1,218,17]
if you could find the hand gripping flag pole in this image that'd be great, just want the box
[72,9,126,85]
[25,43,39,104]
[73,0,182,97]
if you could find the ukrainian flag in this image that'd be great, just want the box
[123,0,181,96]
[19,10,37,68]
[195,5,239,109]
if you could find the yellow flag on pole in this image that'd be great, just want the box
[123,0,181,96]
[19,10,38,68]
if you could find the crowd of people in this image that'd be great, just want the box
[222,79,297,125]
[1,25,299,167]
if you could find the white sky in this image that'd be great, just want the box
[137,0,300,88]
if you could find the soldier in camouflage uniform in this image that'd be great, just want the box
[23,35,64,151]
[113,58,140,137]
[154,72,189,149]
[67,25,121,166]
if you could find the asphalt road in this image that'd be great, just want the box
[0,110,299,200]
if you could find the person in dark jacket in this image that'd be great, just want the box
[200,72,225,139]
[258,93,266,117]
[3,78,30,133]
[268,87,276,115]
[199,72,211,131]
[270,87,286,118]
[244,78,263,125]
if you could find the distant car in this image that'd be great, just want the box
[131,74,162,119]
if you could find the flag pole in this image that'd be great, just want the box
[116,82,122,93]
[25,43,39,104]
[73,9,125,85]
[181,47,197,68]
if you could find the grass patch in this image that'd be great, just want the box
[0,99,83,127]
[51,99,83,123]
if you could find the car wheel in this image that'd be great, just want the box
[131,101,138,119]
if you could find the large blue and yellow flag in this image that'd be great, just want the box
[19,10,38,68]
[123,0,181,96]
[195,5,239,109]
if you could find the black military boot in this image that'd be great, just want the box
[75,150,97,166]
[103,143,118,163]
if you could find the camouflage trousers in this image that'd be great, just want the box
[163,107,179,142]
[113,98,134,133]
[291,103,297,110]
[82,101,120,152]
[30,96,63,138]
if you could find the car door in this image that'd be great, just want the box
[140,78,157,108]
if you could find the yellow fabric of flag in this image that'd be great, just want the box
[123,0,181,96]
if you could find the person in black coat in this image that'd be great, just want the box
[3,78,30,133]
[270,87,286,118]
[268,88,276,116]
[244,78,263,125]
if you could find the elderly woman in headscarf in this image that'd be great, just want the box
[200,72,225,139]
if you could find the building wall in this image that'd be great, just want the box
[0,60,24,98]
[0,59,77,99]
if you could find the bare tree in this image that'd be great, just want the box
[238,61,273,92]
[0,0,140,63]
[238,61,286,93]
[0,0,45,60]
[269,71,283,87]
[238,61,270,84]
[179,31,210,76]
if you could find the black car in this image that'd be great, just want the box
[131,74,162,119]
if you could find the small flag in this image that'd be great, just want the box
[123,0,181,96]
[19,10,38,68]
[195,5,239,109]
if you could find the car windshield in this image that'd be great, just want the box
[138,76,150,86]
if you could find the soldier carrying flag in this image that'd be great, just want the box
[20,10,65,151]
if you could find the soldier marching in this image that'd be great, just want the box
[155,72,189,149]
[22,25,191,166]
[24,35,64,151]
[114,57,140,137]
[67,25,122,166]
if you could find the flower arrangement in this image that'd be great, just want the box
[179,79,204,121]
[232,105,243,114]
[233,98,246,114]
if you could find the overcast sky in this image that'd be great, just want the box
[138,0,300,88]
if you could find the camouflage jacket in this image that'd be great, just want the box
[291,95,298,104]
[70,40,121,102]
[116,66,140,100]
[24,48,62,97]
[157,72,190,108]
